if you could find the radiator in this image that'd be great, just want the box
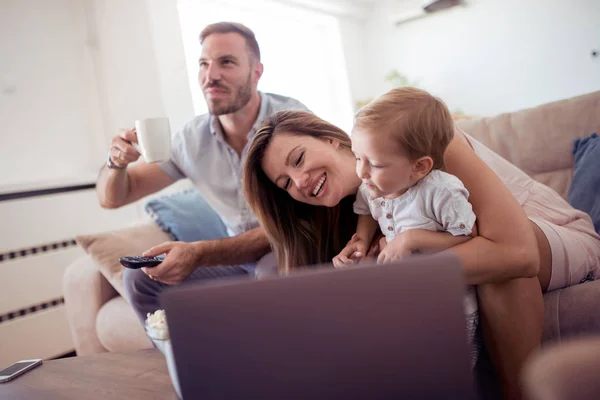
[0,182,141,366]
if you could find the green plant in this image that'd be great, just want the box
[354,70,471,120]
[384,69,420,88]
[354,69,420,110]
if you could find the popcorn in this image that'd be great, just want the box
[145,309,169,340]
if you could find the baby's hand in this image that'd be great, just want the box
[377,232,413,264]
[333,234,368,268]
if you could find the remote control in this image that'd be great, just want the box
[119,255,165,269]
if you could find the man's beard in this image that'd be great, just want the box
[204,72,253,116]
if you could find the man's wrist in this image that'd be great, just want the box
[190,240,218,266]
[106,152,127,170]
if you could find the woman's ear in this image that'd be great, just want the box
[329,138,341,149]
[411,156,434,180]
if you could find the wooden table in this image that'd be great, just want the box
[0,349,178,399]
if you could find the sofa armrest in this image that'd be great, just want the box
[96,296,152,353]
[542,279,600,343]
[63,255,119,355]
[523,336,600,400]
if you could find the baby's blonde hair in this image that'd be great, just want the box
[353,87,454,170]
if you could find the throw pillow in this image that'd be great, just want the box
[76,222,171,297]
[568,132,600,233]
[144,189,229,242]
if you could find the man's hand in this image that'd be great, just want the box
[138,228,270,284]
[109,128,142,168]
[97,127,174,209]
[377,231,413,264]
[141,241,203,285]
[333,234,369,267]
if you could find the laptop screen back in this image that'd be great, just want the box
[161,253,476,399]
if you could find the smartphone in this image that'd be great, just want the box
[0,359,42,383]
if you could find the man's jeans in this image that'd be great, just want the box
[123,201,259,324]
[123,263,253,324]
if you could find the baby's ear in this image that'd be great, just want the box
[412,156,434,180]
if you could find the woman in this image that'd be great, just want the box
[242,110,600,400]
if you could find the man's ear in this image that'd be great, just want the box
[254,61,264,81]
[411,156,434,180]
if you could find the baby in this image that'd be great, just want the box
[334,86,477,266]
[334,87,480,365]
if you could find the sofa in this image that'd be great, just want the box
[522,336,600,400]
[63,91,600,358]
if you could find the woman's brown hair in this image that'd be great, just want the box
[243,110,357,273]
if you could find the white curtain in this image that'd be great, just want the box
[177,0,355,133]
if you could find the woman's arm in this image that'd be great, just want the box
[444,131,540,285]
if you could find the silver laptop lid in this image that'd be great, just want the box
[161,253,476,399]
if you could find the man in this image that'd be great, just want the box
[96,22,308,323]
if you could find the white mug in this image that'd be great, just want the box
[134,117,171,163]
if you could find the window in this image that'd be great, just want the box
[177,0,355,133]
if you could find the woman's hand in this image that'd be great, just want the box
[333,234,369,267]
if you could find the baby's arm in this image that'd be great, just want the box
[356,214,379,247]
[434,174,477,237]
[378,229,471,263]
[402,229,472,252]
[333,215,378,266]
[382,173,477,258]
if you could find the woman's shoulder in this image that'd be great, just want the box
[452,127,535,203]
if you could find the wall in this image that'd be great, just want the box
[363,0,600,117]
[145,0,195,134]
[0,0,103,188]
[85,0,194,146]
[82,0,196,213]
[0,0,194,191]
[338,18,370,110]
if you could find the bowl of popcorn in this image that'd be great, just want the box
[145,309,181,398]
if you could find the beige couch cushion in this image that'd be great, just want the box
[96,296,152,352]
[457,91,600,199]
[76,222,171,298]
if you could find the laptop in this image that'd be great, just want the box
[160,253,477,399]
